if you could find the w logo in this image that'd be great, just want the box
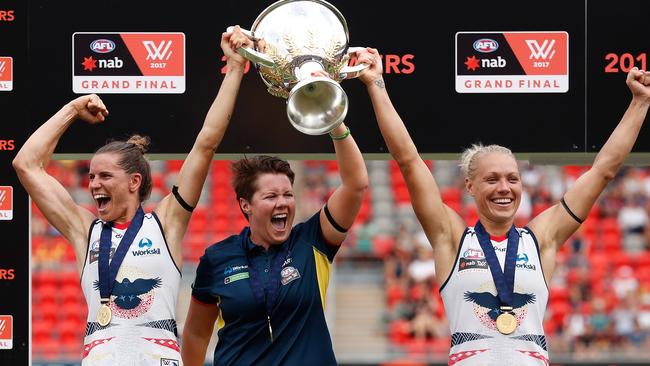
[0,61,5,74]
[526,39,556,60]
[0,320,5,333]
[143,40,173,61]
[0,189,6,205]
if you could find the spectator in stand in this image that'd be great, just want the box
[408,246,436,283]
[618,195,648,252]
[612,265,639,300]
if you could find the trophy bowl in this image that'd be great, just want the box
[230,0,367,135]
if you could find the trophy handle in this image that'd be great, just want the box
[339,47,370,79]
[225,26,275,68]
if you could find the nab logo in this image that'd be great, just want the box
[143,40,173,60]
[0,10,15,22]
[81,56,124,71]
[526,39,556,60]
[0,186,13,220]
[0,315,13,350]
[90,39,115,54]
[473,39,499,53]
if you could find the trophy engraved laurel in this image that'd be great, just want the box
[228,0,368,135]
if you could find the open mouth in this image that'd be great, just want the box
[271,213,288,230]
[94,194,111,211]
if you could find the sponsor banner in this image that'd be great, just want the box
[72,32,185,94]
[456,31,568,93]
[0,57,13,91]
[0,315,13,349]
[0,186,13,220]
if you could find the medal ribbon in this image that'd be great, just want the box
[98,206,145,303]
[474,221,519,307]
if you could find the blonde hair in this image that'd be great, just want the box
[459,143,514,179]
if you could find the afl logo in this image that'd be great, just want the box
[90,39,115,54]
[473,38,499,53]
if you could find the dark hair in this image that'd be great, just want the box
[231,155,295,220]
[95,134,153,202]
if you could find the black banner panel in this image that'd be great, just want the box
[21,0,600,156]
[587,0,650,151]
[0,0,29,365]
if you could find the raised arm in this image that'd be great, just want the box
[358,48,465,279]
[319,120,369,245]
[12,95,108,271]
[156,27,251,261]
[530,68,650,255]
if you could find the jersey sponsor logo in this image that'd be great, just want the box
[459,248,487,271]
[0,315,13,349]
[161,358,179,366]
[280,266,300,285]
[224,265,248,275]
[0,186,13,220]
[459,257,488,271]
[456,31,568,93]
[139,237,153,248]
[73,32,185,93]
[492,245,506,253]
[89,239,116,263]
[132,237,161,257]
[463,248,484,259]
[132,247,161,256]
[224,272,249,284]
[516,252,537,270]
[0,57,12,91]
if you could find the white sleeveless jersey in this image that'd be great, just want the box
[439,227,549,366]
[80,212,182,366]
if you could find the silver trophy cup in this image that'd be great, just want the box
[228,0,368,135]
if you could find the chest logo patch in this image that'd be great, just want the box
[280,266,301,285]
[224,272,249,284]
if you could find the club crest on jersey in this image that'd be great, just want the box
[280,266,301,285]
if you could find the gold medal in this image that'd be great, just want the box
[97,303,112,327]
[496,310,517,335]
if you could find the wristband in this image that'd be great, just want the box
[329,126,350,140]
